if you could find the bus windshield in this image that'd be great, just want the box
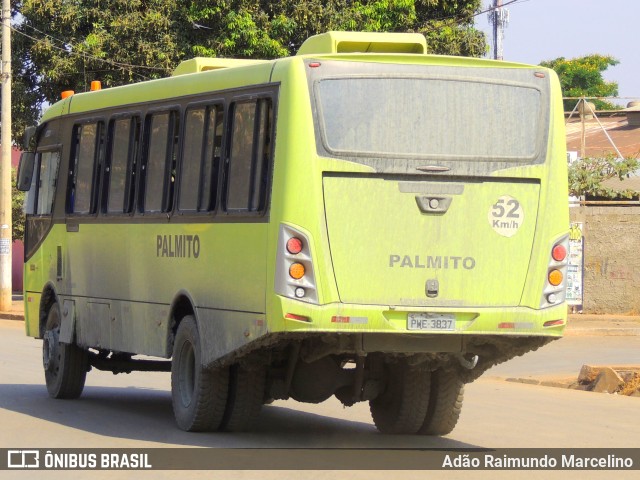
[312,64,549,163]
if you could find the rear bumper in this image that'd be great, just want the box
[271,296,567,338]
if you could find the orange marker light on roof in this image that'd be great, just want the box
[90,81,102,91]
[61,90,74,99]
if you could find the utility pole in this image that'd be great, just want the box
[488,0,510,60]
[580,99,586,159]
[0,0,12,311]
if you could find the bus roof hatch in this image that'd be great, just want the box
[296,31,427,56]
[172,57,267,76]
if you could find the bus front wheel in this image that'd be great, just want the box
[171,316,229,431]
[369,360,431,434]
[43,303,88,399]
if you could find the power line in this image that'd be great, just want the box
[422,0,526,29]
[11,25,172,83]
[21,22,170,72]
[473,0,527,19]
[12,27,148,82]
[13,1,532,78]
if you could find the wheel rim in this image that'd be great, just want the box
[178,340,196,408]
[43,326,60,377]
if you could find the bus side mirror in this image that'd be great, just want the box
[17,152,35,191]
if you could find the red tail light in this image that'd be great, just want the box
[552,244,567,262]
[286,237,303,255]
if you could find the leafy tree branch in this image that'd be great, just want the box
[568,155,640,199]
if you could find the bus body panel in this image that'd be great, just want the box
[63,222,267,312]
[323,176,540,307]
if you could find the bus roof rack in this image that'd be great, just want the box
[296,31,427,56]
[172,57,267,76]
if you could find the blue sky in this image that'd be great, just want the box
[475,0,640,105]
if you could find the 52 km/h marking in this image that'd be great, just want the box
[489,195,523,237]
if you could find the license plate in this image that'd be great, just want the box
[407,313,456,331]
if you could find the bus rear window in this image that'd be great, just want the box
[314,76,543,162]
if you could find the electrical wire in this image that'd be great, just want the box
[422,0,528,30]
[11,25,171,83]
[473,0,529,19]
[13,1,532,76]
[20,22,170,72]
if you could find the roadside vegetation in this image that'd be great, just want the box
[11,0,487,143]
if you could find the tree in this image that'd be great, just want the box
[11,169,24,241]
[568,155,640,199]
[540,54,620,111]
[12,0,487,143]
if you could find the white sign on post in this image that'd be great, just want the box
[566,222,584,310]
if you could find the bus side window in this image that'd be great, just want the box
[67,122,102,214]
[226,101,255,212]
[106,117,138,214]
[201,105,223,212]
[251,98,272,212]
[178,104,223,213]
[128,118,141,213]
[142,112,178,214]
[35,151,61,215]
[224,98,272,213]
[208,107,224,210]
[179,108,206,212]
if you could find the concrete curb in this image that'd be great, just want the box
[566,314,640,336]
[0,312,25,321]
[565,327,640,336]
[505,377,578,389]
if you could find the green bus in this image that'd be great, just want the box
[18,31,569,435]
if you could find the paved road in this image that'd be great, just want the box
[1,320,639,480]
[487,334,640,378]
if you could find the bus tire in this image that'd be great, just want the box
[171,316,229,432]
[418,368,464,436]
[43,302,88,399]
[369,361,431,434]
[221,362,266,432]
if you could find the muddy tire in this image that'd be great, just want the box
[221,362,266,432]
[369,361,431,434]
[171,316,229,432]
[43,303,88,399]
[418,368,464,436]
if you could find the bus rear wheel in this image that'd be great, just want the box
[43,302,88,399]
[171,316,229,432]
[221,362,266,432]
[418,368,464,436]
[369,360,431,434]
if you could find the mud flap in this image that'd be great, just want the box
[59,299,76,345]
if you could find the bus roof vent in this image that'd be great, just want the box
[296,31,427,56]
[172,57,267,76]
